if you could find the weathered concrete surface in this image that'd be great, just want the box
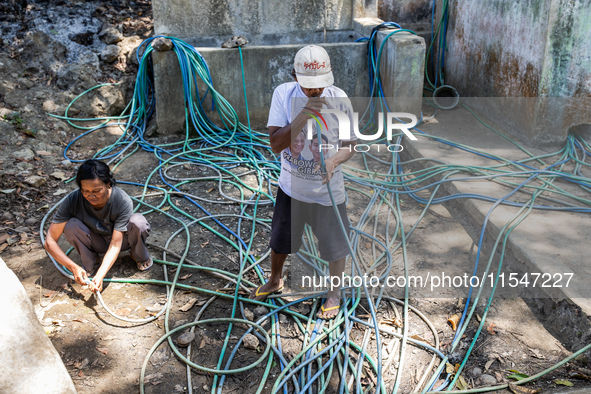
[151,0,425,135]
[152,0,425,134]
[153,41,371,133]
[152,0,377,46]
[442,0,591,147]
[380,0,432,24]
[552,389,591,394]
[0,257,77,394]
[152,22,426,134]
[353,17,386,39]
[353,0,378,19]
[375,28,426,116]
[403,104,591,352]
[446,1,549,97]
[152,47,185,137]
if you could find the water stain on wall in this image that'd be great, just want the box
[379,0,432,24]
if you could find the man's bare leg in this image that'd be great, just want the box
[249,249,287,301]
[317,256,346,319]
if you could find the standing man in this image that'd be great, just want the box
[250,45,357,320]
[44,159,151,293]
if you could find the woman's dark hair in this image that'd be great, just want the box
[76,159,116,188]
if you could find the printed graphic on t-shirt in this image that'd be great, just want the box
[283,123,338,184]
[283,150,319,176]
[284,121,347,208]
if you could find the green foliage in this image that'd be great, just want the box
[507,370,529,381]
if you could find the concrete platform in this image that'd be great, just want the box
[401,102,591,353]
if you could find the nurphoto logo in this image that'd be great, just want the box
[304,107,418,153]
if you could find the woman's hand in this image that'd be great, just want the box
[88,276,103,293]
[72,265,89,287]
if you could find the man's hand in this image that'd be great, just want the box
[269,97,329,153]
[313,140,357,184]
[314,157,337,184]
[72,265,89,287]
[305,96,327,113]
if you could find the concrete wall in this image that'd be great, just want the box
[153,0,378,47]
[443,0,591,146]
[445,0,549,97]
[151,1,426,134]
[153,41,372,132]
[379,0,432,24]
[152,21,426,134]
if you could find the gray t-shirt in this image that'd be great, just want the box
[52,186,133,236]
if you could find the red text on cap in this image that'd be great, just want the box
[304,61,326,70]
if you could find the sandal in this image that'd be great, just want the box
[136,258,153,271]
[249,284,284,301]
[317,299,342,320]
[131,253,153,271]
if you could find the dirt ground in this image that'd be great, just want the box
[2,1,591,393]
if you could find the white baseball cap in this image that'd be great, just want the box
[293,45,334,89]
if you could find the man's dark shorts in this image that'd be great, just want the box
[270,187,350,262]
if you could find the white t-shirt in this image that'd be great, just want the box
[267,82,356,205]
